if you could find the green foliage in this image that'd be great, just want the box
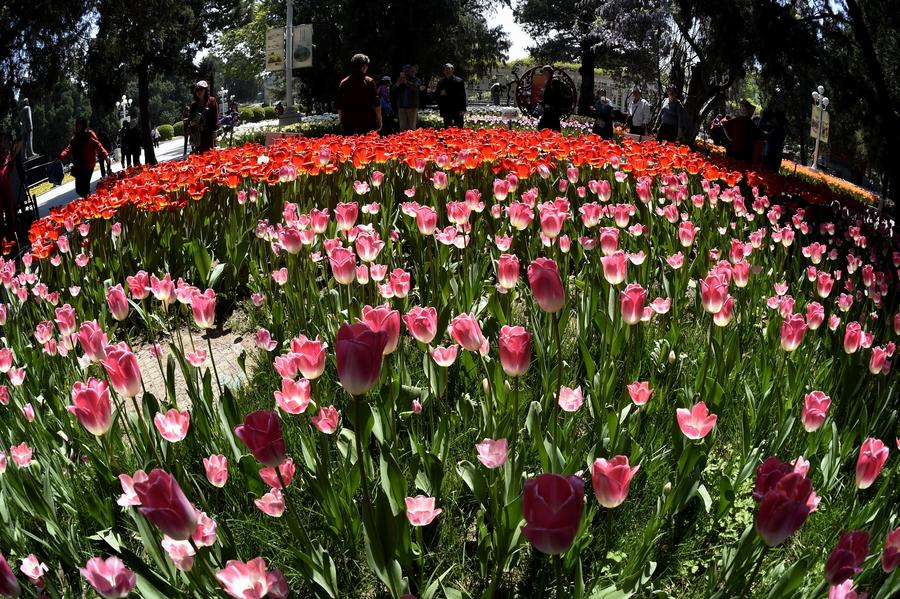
[263,106,277,119]
[173,120,184,137]
[251,106,266,122]
[157,124,174,140]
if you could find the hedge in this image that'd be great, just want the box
[157,124,174,141]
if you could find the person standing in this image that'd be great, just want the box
[537,65,565,132]
[628,88,652,136]
[17,99,34,159]
[125,121,142,167]
[151,126,160,148]
[0,132,23,237]
[592,90,614,138]
[435,63,466,128]
[188,81,219,153]
[118,121,132,168]
[94,123,114,178]
[657,86,684,143]
[758,108,787,172]
[394,65,423,131]
[376,76,396,134]
[335,54,382,136]
[58,116,108,198]
[723,99,762,162]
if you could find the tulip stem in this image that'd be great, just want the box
[353,400,373,522]
[552,312,562,473]
[188,538,219,580]
[416,525,426,592]
[205,334,223,396]
[553,554,563,598]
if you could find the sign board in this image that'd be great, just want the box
[810,105,830,143]
[265,28,284,72]
[291,24,313,68]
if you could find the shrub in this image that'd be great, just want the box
[251,107,266,122]
[263,106,277,120]
[172,120,184,137]
[157,124,174,141]
[239,107,254,123]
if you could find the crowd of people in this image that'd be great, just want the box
[710,99,787,171]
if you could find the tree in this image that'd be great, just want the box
[86,0,247,165]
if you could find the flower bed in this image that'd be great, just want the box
[3,128,900,598]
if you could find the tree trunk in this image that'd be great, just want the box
[137,63,157,166]
[577,43,595,116]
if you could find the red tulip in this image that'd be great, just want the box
[403,306,438,344]
[591,456,639,508]
[102,343,142,398]
[527,258,565,313]
[801,391,831,432]
[80,556,136,598]
[882,527,900,572]
[753,457,815,546]
[360,305,401,355]
[620,283,647,325]
[824,531,869,585]
[234,410,286,467]
[498,325,531,377]
[133,469,198,541]
[780,313,807,351]
[522,473,584,554]
[68,378,112,436]
[290,334,327,380]
[335,322,387,395]
[676,402,717,439]
[855,438,888,489]
[106,284,129,321]
[0,553,20,598]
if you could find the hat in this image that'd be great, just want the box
[195,80,209,89]
[381,76,391,83]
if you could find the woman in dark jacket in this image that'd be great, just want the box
[188,80,219,153]
[59,116,108,198]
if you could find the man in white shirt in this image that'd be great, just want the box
[629,88,651,136]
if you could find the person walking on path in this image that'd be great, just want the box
[537,65,565,132]
[657,86,684,143]
[188,81,219,153]
[435,63,466,128]
[58,116,108,199]
[335,54,382,136]
[394,65,424,131]
[628,88,652,136]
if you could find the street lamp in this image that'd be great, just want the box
[115,95,132,124]
[811,86,829,170]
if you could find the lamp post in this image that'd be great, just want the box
[115,95,132,124]
[219,87,229,110]
[811,85,829,170]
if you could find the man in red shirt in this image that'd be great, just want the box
[59,116,109,198]
[335,54,382,135]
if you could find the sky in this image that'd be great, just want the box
[487,3,531,61]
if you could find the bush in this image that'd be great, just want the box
[239,107,254,123]
[173,120,184,137]
[251,106,266,122]
[157,124,174,141]
[263,106,277,120]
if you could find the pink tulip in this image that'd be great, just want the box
[117,470,148,506]
[780,314,807,352]
[0,348,11,374]
[102,343,142,398]
[801,391,831,432]
[274,377,311,414]
[844,322,862,354]
[8,367,24,387]
[20,554,47,586]
[335,322,387,395]
[855,438,889,489]
[253,488,285,518]
[255,328,278,352]
[869,346,889,375]
[415,206,437,235]
[405,495,442,526]
[134,469,198,540]
[449,314,487,353]
[335,202,358,231]
[150,273,175,307]
[676,402,717,439]
[403,306,438,344]
[153,409,190,443]
[527,258,565,313]
[259,458,296,489]
[882,527,900,572]
[592,456,640,508]
[78,320,109,362]
[329,247,356,285]
[701,273,729,314]
[216,557,289,599]
[497,254,520,290]
[498,325,531,377]
[620,283,646,325]
[311,405,340,434]
[390,268,411,298]
[68,378,112,436]
[290,335,327,380]
[431,345,459,367]
[203,454,229,488]
[10,442,32,467]
[507,202,534,230]
[712,296,734,327]
[807,302,825,330]
[825,531,870,585]
[753,457,815,546]
[271,268,288,286]
[817,272,834,298]
[558,386,583,412]
[190,288,216,330]
[475,438,508,469]
[360,304,401,355]
[599,227,619,255]
[186,350,207,367]
[600,251,627,285]
[106,284,129,321]
[55,304,77,336]
[827,580,866,599]
[627,381,652,406]
[80,556,136,598]
[677,221,696,247]
[162,536,195,571]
